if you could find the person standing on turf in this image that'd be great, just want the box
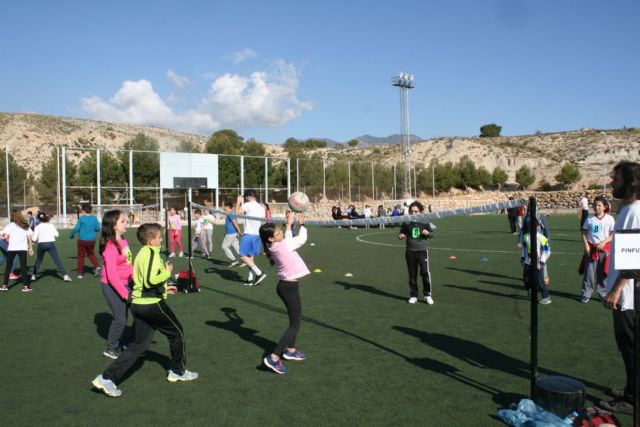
[578,196,614,303]
[31,213,72,283]
[259,211,309,375]
[521,218,552,305]
[398,201,435,305]
[0,210,34,292]
[99,210,133,360]
[579,194,590,230]
[70,203,101,278]
[92,223,198,397]
[167,207,183,258]
[235,190,266,286]
[597,161,640,415]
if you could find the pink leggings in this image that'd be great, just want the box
[169,230,183,253]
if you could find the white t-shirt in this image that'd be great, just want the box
[363,207,372,218]
[606,200,640,311]
[203,213,215,230]
[579,197,589,211]
[194,217,205,234]
[241,200,265,235]
[582,213,615,244]
[33,223,59,243]
[2,223,33,251]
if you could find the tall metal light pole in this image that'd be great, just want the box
[392,72,415,198]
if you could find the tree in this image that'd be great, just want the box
[178,139,201,153]
[347,139,359,147]
[476,166,492,188]
[120,133,160,187]
[0,148,30,209]
[555,163,581,188]
[492,167,508,189]
[35,149,78,205]
[205,130,244,187]
[453,156,478,189]
[515,165,535,189]
[480,123,502,138]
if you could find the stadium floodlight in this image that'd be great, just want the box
[391,72,415,197]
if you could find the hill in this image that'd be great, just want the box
[1,112,638,188]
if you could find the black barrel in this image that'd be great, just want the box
[535,375,585,417]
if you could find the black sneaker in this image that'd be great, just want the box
[243,279,254,286]
[597,397,633,414]
[253,273,267,286]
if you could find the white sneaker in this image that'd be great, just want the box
[166,369,199,382]
[178,252,184,257]
[63,275,72,282]
[92,375,122,397]
[408,297,418,304]
[168,253,176,258]
[30,275,37,282]
[424,296,434,305]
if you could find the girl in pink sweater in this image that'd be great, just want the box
[167,207,183,257]
[259,212,310,375]
[99,210,134,360]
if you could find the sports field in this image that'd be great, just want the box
[0,214,631,426]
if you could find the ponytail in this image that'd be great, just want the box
[259,223,277,266]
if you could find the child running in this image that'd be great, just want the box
[167,207,183,257]
[99,210,133,359]
[92,223,198,397]
[1,210,34,292]
[221,200,242,267]
[521,218,552,304]
[190,209,210,258]
[398,201,435,304]
[259,211,309,375]
[69,203,101,278]
[31,213,72,282]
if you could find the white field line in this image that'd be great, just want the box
[355,233,582,256]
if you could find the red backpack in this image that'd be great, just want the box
[572,407,620,427]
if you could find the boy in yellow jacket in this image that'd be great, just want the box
[92,223,198,397]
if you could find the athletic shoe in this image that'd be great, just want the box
[0,285,8,292]
[263,356,286,374]
[424,295,434,305]
[94,267,102,276]
[178,251,184,257]
[77,275,84,279]
[597,397,633,414]
[22,285,32,293]
[239,262,247,268]
[30,275,37,282]
[539,297,552,305]
[579,296,589,303]
[103,349,121,360]
[228,260,240,268]
[166,369,199,382]
[168,252,176,258]
[610,387,625,398]
[282,349,306,361]
[407,297,418,304]
[91,375,122,398]
[63,275,72,282]
[243,279,255,286]
[8,273,18,280]
[253,273,267,286]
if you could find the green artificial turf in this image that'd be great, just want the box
[0,215,631,426]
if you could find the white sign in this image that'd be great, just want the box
[159,152,219,189]
[613,232,640,270]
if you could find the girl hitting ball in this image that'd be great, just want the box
[259,211,309,374]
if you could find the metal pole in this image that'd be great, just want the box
[322,157,326,200]
[240,156,244,196]
[393,164,396,201]
[264,157,268,203]
[129,150,134,207]
[187,188,193,289]
[287,157,291,198]
[529,197,539,399]
[62,147,67,217]
[96,149,102,207]
[371,163,375,200]
[413,166,417,198]
[159,185,164,222]
[5,146,10,216]
[348,161,352,202]
[56,146,61,219]
[634,271,640,427]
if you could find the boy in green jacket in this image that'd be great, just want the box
[92,223,198,397]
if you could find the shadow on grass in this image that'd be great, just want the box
[333,281,406,302]
[118,350,171,384]
[205,307,276,355]
[444,284,529,301]
[447,267,521,282]
[94,312,133,344]
[203,267,245,283]
[393,326,607,402]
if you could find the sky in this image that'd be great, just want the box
[1,0,639,144]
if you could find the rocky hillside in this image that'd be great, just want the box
[1,112,638,187]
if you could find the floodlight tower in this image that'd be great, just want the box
[391,72,415,198]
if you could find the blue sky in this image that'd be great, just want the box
[1,0,638,144]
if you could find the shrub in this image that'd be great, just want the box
[480,123,502,138]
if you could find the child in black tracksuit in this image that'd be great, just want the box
[398,201,435,305]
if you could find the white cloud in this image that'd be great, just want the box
[224,48,258,64]
[167,69,191,89]
[81,61,312,135]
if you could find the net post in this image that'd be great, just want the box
[187,188,193,289]
[164,202,169,256]
[529,196,539,400]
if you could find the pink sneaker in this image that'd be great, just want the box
[9,273,19,280]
